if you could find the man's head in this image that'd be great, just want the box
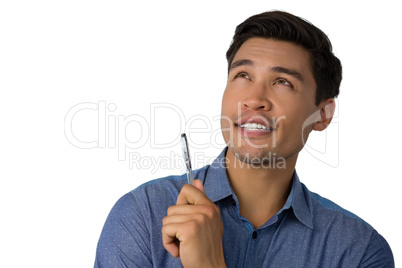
[226,11,342,106]
[221,11,341,166]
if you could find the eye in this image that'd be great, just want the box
[234,72,250,80]
[273,78,294,89]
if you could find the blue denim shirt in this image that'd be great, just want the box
[95,147,394,267]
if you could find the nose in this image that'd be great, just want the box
[241,81,272,111]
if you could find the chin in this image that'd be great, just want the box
[229,144,278,163]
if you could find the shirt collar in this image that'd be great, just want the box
[203,147,313,230]
[203,147,233,203]
[286,171,314,229]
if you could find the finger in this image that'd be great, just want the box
[193,179,205,193]
[161,223,181,258]
[166,204,213,217]
[163,214,190,226]
[176,181,211,206]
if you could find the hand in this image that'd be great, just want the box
[162,179,226,268]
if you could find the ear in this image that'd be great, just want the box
[313,98,336,131]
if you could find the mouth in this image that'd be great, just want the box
[238,122,274,131]
[234,118,276,138]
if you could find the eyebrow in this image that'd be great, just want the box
[229,59,304,82]
[229,59,253,71]
[270,66,304,82]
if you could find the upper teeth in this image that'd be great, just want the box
[239,123,268,130]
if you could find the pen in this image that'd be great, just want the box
[181,133,194,185]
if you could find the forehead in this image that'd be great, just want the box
[232,38,313,73]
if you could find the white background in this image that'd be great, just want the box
[1,0,401,267]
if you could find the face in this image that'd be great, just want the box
[221,38,319,165]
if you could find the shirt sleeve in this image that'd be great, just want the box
[94,192,153,268]
[360,231,394,268]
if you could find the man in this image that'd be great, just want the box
[95,11,394,267]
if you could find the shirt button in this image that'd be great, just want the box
[252,231,258,239]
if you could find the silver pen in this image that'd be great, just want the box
[181,133,194,185]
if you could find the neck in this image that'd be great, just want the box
[225,148,297,228]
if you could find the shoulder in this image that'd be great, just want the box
[301,184,394,267]
[296,183,376,246]
[305,184,369,225]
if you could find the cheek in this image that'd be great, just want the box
[277,104,310,134]
[281,107,316,143]
[220,90,234,145]
[221,90,228,113]
[221,88,237,116]
[220,89,232,129]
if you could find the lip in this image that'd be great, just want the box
[237,116,272,127]
[235,115,276,138]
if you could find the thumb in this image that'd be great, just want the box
[193,179,205,194]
